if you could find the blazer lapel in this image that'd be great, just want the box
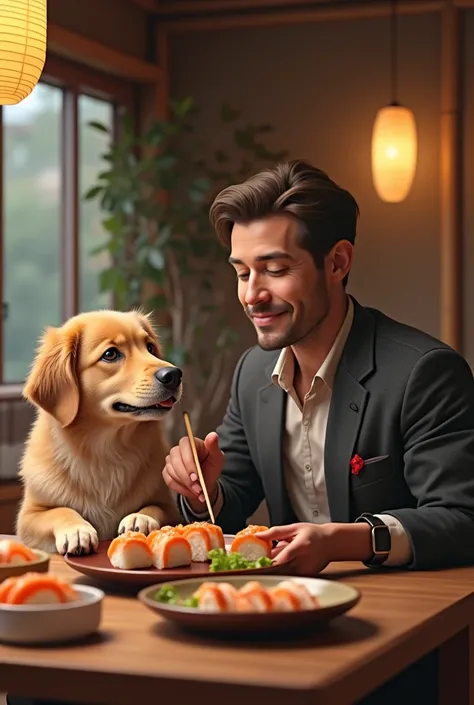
[324,299,376,522]
[256,361,296,526]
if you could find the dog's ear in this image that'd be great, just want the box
[23,324,81,428]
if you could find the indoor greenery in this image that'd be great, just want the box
[84,97,287,441]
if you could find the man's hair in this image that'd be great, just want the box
[209,159,359,285]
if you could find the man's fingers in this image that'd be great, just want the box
[163,463,198,500]
[169,445,201,495]
[271,537,304,565]
[271,540,289,558]
[255,524,300,541]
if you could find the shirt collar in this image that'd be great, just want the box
[272,296,354,393]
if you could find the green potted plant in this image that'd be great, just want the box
[84,97,287,443]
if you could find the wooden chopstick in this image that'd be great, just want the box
[183,411,216,524]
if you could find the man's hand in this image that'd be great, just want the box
[256,523,331,576]
[162,431,224,514]
[256,521,373,576]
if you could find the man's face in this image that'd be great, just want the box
[229,214,332,351]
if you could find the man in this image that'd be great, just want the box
[163,159,474,575]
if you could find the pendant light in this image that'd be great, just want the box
[371,0,417,203]
[0,1,47,106]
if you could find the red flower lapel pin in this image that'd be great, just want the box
[350,454,365,475]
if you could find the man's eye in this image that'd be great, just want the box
[101,347,121,362]
[237,273,249,280]
[267,269,287,276]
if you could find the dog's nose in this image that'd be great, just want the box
[155,366,182,391]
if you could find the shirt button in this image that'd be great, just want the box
[305,463,311,471]
[313,510,319,517]
[303,419,309,426]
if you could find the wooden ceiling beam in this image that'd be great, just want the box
[47,24,163,83]
[125,0,160,11]
[156,0,360,13]
[157,0,474,31]
[158,0,445,32]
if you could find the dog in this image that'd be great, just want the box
[16,308,183,556]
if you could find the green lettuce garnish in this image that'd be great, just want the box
[182,595,199,608]
[208,548,272,572]
[153,585,199,608]
[153,585,179,604]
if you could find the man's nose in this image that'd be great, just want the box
[244,278,271,307]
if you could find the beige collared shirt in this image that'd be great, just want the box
[183,297,412,567]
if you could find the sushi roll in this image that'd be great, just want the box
[182,524,212,563]
[146,525,184,548]
[151,530,192,570]
[193,582,239,612]
[230,525,272,561]
[274,580,318,609]
[269,580,317,611]
[107,532,153,570]
[0,539,37,565]
[238,580,275,612]
[206,523,225,550]
[0,572,78,604]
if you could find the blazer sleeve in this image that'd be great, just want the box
[379,347,474,569]
[211,348,265,534]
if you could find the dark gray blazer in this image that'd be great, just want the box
[213,297,474,569]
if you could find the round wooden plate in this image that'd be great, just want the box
[64,536,287,589]
[138,575,361,636]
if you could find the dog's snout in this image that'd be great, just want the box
[155,366,182,391]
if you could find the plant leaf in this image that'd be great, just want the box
[88,120,109,133]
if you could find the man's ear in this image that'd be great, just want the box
[23,324,81,428]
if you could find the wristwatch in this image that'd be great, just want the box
[355,513,391,566]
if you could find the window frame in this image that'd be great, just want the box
[0,53,139,395]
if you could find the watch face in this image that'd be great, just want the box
[374,525,391,553]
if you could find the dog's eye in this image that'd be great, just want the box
[101,347,121,362]
[147,343,157,356]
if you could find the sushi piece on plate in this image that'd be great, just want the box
[0,539,37,565]
[0,572,79,605]
[151,531,192,570]
[146,524,184,548]
[206,524,225,550]
[193,582,239,612]
[181,524,212,562]
[274,580,318,609]
[269,580,318,611]
[230,525,272,561]
[107,532,153,570]
[238,580,275,612]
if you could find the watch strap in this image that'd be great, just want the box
[355,512,391,566]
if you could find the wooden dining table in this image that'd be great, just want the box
[1,555,474,705]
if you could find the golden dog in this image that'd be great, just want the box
[16,309,182,555]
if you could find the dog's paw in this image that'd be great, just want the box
[118,513,160,536]
[55,525,99,556]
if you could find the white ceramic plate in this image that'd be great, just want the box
[138,574,361,636]
[0,584,104,645]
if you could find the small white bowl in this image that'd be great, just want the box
[0,585,104,645]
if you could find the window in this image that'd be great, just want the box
[0,59,136,385]
[3,84,62,384]
[78,94,114,313]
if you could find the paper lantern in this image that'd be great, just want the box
[371,103,418,203]
[0,0,47,106]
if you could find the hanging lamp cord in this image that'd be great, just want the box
[390,0,399,105]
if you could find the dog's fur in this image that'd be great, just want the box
[16,309,182,555]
